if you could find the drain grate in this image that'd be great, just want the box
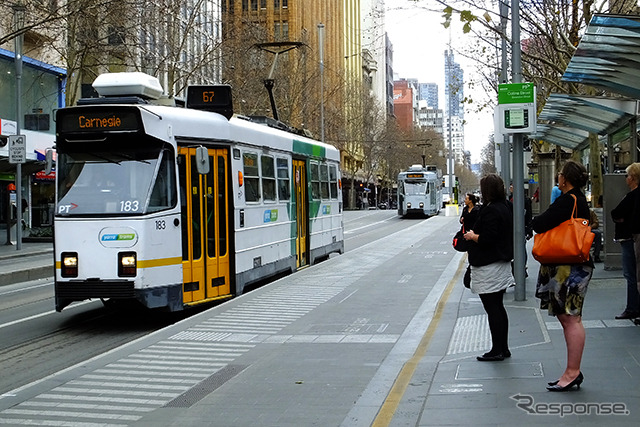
[164,364,248,408]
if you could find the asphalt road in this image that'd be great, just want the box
[0,209,430,395]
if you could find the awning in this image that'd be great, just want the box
[534,14,640,150]
[533,93,637,150]
[562,14,640,99]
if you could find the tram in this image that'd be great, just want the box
[397,165,442,217]
[51,72,344,312]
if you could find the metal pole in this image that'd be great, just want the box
[14,4,24,251]
[318,23,325,144]
[511,0,526,301]
[499,0,510,187]
[446,48,454,202]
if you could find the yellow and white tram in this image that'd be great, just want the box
[52,73,343,312]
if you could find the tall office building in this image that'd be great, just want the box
[418,83,439,109]
[444,49,464,119]
[444,49,465,169]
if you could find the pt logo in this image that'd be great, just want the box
[58,203,78,213]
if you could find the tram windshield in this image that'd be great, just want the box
[402,180,428,195]
[56,144,176,216]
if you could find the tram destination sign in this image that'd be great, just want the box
[57,108,142,133]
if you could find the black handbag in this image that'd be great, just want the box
[463,265,471,288]
[452,226,470,252]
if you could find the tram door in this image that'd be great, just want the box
[293,159,309,268]
[178,148,231,304]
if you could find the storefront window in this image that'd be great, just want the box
[0,54,64,135]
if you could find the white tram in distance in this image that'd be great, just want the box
[51,72,344,312]
[397,165,442,217]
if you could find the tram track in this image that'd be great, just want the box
[0,210,429,398]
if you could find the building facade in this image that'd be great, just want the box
[393,79,417,131]
[418,82,439,109]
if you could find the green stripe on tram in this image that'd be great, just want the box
[293,139,326,158]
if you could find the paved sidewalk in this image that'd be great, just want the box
[0,240,53,286]
[401,246,640,426]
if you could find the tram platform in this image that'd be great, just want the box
[0,239,53,286]
[0,214,639,426]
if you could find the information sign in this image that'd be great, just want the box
[497,83,536,134]
[8,135,26,164]
[498,83,535,104]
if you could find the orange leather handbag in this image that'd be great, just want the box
[532,194,595,264]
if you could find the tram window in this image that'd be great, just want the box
[277,158,290,200]
[243,152,260,202]
[261,155,276,201]
[329,165,338,199]
[148,150,177,212]
[310,162,320,199]
[320,164,329,199]
[218,155,227,256]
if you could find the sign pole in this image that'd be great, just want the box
[511,0,525,300]
[14,4,25,250]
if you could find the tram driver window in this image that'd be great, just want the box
[261,155,276,201]
[243,152,261,202]
[148,150,177,212]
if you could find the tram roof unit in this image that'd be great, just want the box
[71,72,340,162]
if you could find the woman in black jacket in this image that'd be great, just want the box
[460,193,480,229]
[463,174,513,361]
[531,160,592,392]
[611,163,640,320]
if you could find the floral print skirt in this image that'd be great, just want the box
[536,264,593,316]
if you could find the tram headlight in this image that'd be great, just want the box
[118,252,137,277]
[61,252,78,277]
[407,202,412,208]
[419,202,424,208]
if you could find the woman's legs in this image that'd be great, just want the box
[479,290,509,355]
[556,313,585,385]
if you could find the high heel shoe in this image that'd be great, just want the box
[547,379,559,386]
[546,372,583,391]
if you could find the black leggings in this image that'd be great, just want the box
[479,290,509,354]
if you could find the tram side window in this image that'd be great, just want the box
[261,155,276,201]
[243,152,261,202]
[310,162,320,199]
[148,150,177,212]
[329,164,338,199]
[320,163,330,199]
[277,158,290,200]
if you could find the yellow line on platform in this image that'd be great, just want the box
[371,256,466,427]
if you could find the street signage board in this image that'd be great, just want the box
[498,83,535,104]
[497,83,537,134]
[9,135,26,164]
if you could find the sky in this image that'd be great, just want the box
[384,0,495,163]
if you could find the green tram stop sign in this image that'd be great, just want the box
[497,83,536,134]
[498,83,535,104]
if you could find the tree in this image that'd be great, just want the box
[1,1,226,106]
[480,137,497,177]
[422,0,634,208]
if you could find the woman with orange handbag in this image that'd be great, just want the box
[531,160,593,392]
